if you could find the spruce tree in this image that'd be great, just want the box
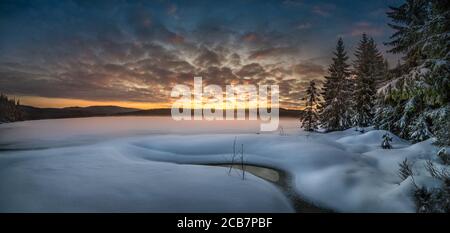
[380,59,390,87]
[368,38,387,88]
[301,80,320,131]
[352,34,373,128]
[319,38,353,131]
[352,34,384,128]
[376,0,449,143]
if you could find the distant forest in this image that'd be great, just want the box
[0,93,303,123]
[0,93,24,123]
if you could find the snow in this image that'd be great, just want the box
[0,116,446,212]
[0,146,292,212]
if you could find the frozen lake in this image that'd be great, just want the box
[0,116,299,150]
[0,116,440,212]
[0,117,298,212]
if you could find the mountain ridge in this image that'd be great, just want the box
[16,105,302,121]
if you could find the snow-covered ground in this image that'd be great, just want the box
[0,117,445,212]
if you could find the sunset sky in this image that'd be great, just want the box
[0,0,402,109]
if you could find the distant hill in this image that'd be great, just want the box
[10,105,302,121]
[115,108,172,116]
[19,105,139,120]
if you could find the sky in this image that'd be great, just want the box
[0,0,404,109]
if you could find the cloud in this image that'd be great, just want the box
[236,63,266,78]
[241,32,259,42]
[126,7,177,42]
[312,4,336,17]
[198,66,239,86]
[296,22,312,30]
[0,0,394,108]
[228,53,241,66]
[292,62,325,79]
[194,47,222,68]
[248,47,297,60]
[169,34,185,44]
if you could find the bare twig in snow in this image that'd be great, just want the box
[228,136,237,175]
[241,144,245,180]
[398,158,414,181]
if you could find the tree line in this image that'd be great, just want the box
[301,0,449,147]
[301,34,387,132]
[0,93,24,123]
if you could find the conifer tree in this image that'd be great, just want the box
[301,80,320,131]
[319,38,353,131]
[376,0,449,143]
[368,38,387,88]
[352,34,384,128]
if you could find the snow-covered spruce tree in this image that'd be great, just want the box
[370,40,389,89]
[414,160,450,213]
[379,0,450,213]
[375,0,450,143]
[434,107,450,147]
[352,34,385,128]
[319,38,353,131]
[301,80,320,131]
[378,59,391,88]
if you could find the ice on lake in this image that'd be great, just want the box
[0,116,443,212]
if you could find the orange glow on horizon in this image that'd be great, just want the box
[17,96,171,109]
[13,95,304,110]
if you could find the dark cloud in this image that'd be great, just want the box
[248,47,298,60]
[0,0,402,108]
[194,47,222,68]
[236,63,266,78]
[198,66,239,86]
[228,53,241,66]
[292,62,325,77]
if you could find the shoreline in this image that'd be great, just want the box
[203,162,332,213]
